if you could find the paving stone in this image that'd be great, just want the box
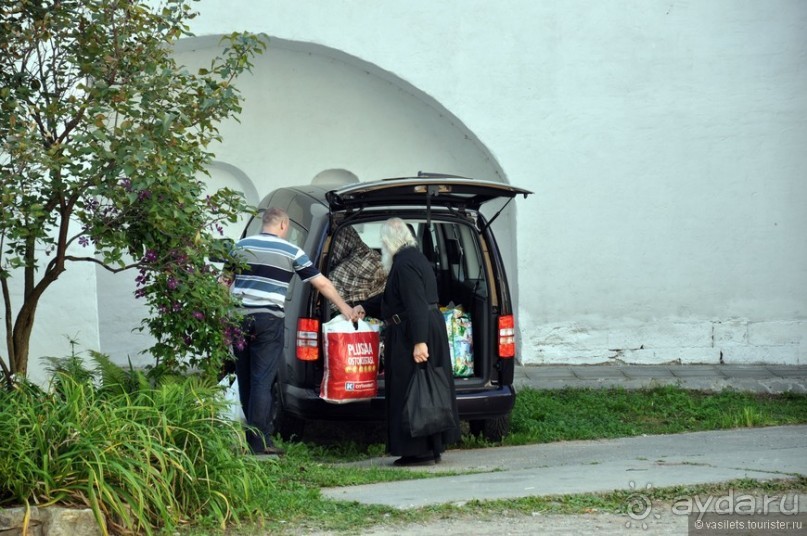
[571,367,628,379]
[620,366,676,378]
[522,367,577,379]
[765,365,807,377]
[514,364,807,394]
[668,367,723,378]
[715,366,777,378]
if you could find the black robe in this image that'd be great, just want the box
[363,246,460,457]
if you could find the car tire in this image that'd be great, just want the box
[270,379,305,441]
[469,413,511,442]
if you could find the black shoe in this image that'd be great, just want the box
[393,455,435,467]
[262,445,285,456]
[252,445,285,457]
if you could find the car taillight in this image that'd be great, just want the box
[296,318,320,361]
[498,314,515,358]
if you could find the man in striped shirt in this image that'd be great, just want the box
[229,207,357,455]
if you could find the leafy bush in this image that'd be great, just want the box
[0,354,275,535]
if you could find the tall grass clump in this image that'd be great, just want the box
[0,352,275,535]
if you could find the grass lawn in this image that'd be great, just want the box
[504,386,807,445]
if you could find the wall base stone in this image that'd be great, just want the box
[0,506,101,536]
[520,320,805,366]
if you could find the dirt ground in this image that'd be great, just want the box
[290,493,807,536]
[295,506,688,535]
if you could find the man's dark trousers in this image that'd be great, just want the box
[234,312,284,453]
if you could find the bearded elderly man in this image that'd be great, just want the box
[354,217,460,466]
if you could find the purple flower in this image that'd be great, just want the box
[143,250,158,263]
[78,236,90,247]
[119,178,133,191]
[167,277,178,290]
[138,190,152,201]
[192,310,205,321]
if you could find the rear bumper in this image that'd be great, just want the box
[282,383,516,423]
[456,384,516,420]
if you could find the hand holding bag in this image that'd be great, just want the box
[403,360,455,438]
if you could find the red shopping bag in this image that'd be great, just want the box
[320,316,380,404]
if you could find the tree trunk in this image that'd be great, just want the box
[1,276,15,385]
[9,258,64,378]
[11,300,37,377]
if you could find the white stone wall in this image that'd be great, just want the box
[1,234,100,385]
[6,1,805,382]
[180,1,806,365]
[184,0,807,365]
[523,319,807,365]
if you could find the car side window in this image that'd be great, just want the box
[243,216,259,237]
[285,220,308,249]
[244,207,308,249]
[441,224,486,293]
[355,222,383,251]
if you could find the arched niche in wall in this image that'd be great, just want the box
[311,168,359,187]
[204,161,259,241]
[171,33,519,296]
[96,33,522,364]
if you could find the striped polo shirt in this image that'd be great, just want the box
[231,233,320,316]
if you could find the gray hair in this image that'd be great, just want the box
[262,207,289,227]
[380,218,417,257]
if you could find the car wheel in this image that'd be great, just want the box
[270,379,305,441]
[469,413,511,442]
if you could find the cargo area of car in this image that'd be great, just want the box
[261,177,527,440]
[320,216,497,389]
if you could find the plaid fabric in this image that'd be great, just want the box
[329,226,361,266]
[329,227,386,306]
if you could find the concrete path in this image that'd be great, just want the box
[514,363,807,393]
[322,425,807,509]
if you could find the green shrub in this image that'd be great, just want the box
[0,355,275,535]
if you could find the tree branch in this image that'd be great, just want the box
[34,33,55,145]
[63,255,141,273]
[56,104,88,145]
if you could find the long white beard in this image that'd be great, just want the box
[381,244,393,274]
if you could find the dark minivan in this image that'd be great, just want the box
[241,173,531,441]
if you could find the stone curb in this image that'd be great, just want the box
[514,364,807,394]
[0,506,102,536]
